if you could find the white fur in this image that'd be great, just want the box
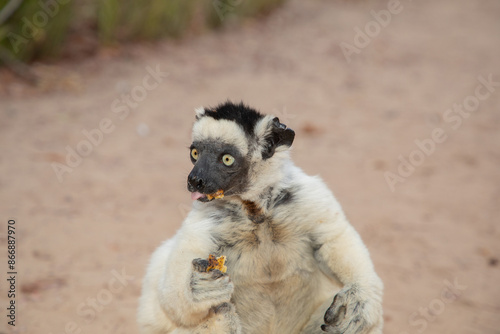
[138,114,383,334]
[192,117,249,156]
[194,107,206,118]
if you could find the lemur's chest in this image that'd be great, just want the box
[211,208,316,285]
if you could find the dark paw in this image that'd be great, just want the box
[192,258,209,272]
[323,295,347,326]
[321,286,367,334]
[210,269,224,280]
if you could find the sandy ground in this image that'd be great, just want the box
[1,0,500,333]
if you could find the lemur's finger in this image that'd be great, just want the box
[324,295,346,325]
[192,258,209,272]
[210,269,224,280]
[342,315,366,334]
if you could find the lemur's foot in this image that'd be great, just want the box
[321,285,382,334]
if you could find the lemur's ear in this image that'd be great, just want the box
[262,117,295,160]
[194,107,206,120]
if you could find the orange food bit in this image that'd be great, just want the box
[206,254,227,273]
[206,190,224,200]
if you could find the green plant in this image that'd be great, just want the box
[0,0,288,65]
[96,0,199,43]
[0,0,74,62]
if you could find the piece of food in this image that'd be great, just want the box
[206,190,224,200]
[206,254,227,273]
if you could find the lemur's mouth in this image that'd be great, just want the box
[191,191,206,201]
[191,190,225,202]
[191,191,208,202]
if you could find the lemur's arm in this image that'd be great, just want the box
[313,211,381,287]
[138,219,234,331]
[312,210,383,333]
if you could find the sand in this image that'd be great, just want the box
[0,0,499,333]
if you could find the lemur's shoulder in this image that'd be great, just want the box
[284,165,341,209]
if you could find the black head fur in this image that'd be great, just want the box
[200,101,264,138]
[196,101,295,160]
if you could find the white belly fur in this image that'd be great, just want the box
[218,222,341,334]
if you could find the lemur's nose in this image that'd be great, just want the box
[188,174,205,192]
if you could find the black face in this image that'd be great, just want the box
[187,140,250,202]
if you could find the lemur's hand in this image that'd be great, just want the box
[321,284,382,334]
[191,258,234,307]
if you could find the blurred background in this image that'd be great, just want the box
[0,0,499,333]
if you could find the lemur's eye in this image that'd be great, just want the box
[222,154,235,166]
[191,148,199,161]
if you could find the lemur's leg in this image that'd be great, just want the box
[171,302,241,334]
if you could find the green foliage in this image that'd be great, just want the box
[96,0,120,43]
[0,0,74,62]
[97,0,198,43]
[0,0,288,64]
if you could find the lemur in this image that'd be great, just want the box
[137,102,383,334]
